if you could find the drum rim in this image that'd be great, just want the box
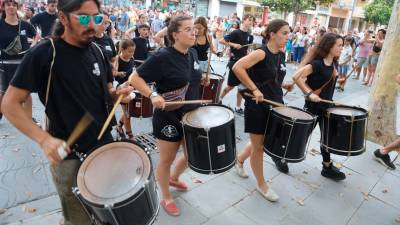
[77,141,152,206]
[272,106,315,122]
[264,147,307,162]
[321,144,366,154]
[325,105,368,118]
[182,104,235,129]
[207,73,224,80]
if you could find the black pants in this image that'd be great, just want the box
[304,101,331,163]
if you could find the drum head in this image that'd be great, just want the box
[274,107,313,120]
[77,142,151,206]
[327,107,366,117]
[183,105,234,128]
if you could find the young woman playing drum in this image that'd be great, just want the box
[114,39,136,139]
[292,33,346,181]
[128,16,203,216]
[232,19,293,202]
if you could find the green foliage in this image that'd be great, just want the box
[260,0,335,13]
[364,0,395,25]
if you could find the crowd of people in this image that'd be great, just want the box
[0,0,396,224]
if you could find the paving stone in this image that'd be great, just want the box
[8,210,62,225]
[201,207,258,225]
[370,172,400,209]
[153,197,208,225]
[180,173,249,218]
[347,197,400,225]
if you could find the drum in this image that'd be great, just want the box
[264,106,316,163]
[73,141,159,225]
[182,104,236,174]
[129,91,153,118]
[199,73,224,103]
[322,106,368,156]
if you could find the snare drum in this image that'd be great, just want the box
[199,73,224,103]
[182,104,236,174]
[73,141,159,225]
[129,91,153,118]
[322,106,368,156]
[264,107,316,163]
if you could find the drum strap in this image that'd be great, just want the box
[43,38,56,131]
[313,66,337,96]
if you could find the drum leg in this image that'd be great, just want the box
[72,187,100,225]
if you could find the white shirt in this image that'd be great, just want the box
[339,45,353,65]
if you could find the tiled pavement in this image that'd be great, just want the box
[1,61,399,225]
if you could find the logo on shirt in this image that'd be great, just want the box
[161,125,178,138]
[280,64,286,72]
[20,30,26,36]
[92,63,101,76]
[194,61,200,70]
[105,45,112,51]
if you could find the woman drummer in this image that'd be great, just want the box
[128,16,204,216]
[292,33,346,181]
[192,16,221,72]
[232,19,293,202]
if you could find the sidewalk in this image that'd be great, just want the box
[1,62,399,225]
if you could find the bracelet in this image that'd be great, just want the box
[303,91,313,97]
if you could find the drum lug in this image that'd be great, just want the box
[281,145,286,149]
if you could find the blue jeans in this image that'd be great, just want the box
[294,47,305,63]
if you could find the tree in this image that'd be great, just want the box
[367,0,400,146]
[260,0,335,24]
[364,0,395,25]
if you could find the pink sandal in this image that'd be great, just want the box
[160,199,180,216]
[169,178,188,191]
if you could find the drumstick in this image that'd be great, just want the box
[239,43,259,49]
[244,93,285,107]
[283,82,295,96]
[58,112,94,159]
[134,59,145,64]
[319,99,351,107]
[97,94,125,140]
[165,100,212,106]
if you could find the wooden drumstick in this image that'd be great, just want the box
[244,93,285,107]
[97,94,125,140]
[319,99,351,107]
[239,43,259,49]
[134,59,145,64]
[58,112,94,159]
[165,99,212,106]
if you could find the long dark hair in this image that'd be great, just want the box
[264,19,289,41]
[300,32,343,67]
[194,16,208,36]
[167,15,192,45]
[51,0,101,39]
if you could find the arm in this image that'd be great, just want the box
[124,27,135,38]
[2,86,68,165]
[154,27,167,45]
[219,37,241,49]
[232,49,265,102]
[128,71,165,109]
[292,64,321,102]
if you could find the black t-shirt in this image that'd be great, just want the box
[137,47,202,98]
[248,47,286,103]
[30,11,57,37]
[0,20,36,60]
[115,56,135,84]
[193,38,210,61]
[133,37,150,60]
[11,39,114,157]
[306,59,338,101]
[93,35,117,61]
[224,29,253,59]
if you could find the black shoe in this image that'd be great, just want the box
[273,158,289,174]
[321,162,346,181]
[235,108,244,115]
[374,149,396,170]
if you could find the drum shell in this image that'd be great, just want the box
[74,141,159,225]
[183,107,236,174]
[322,106,368,156]
[199,73,224,103]
[129,92,153,118]
[264,107,315,163]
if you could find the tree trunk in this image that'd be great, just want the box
[367,0,400,146]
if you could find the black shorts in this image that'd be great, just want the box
[244,99,272,135]
[227,60,241,87]
[152,108,184,142]
[0,63,18,93]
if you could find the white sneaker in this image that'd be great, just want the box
[256,186,279,202]
[234,162,249,178]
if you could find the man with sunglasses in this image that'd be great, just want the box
[2,0,132,224]
[30,0,57,38]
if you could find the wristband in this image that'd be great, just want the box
[303,91,313,97]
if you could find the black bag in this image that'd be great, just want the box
[2,22,22,56]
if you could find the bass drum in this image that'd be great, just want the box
[73,141,159,225]
[199,73,224,103]
[129,91,154,118]
[182,104,236,174]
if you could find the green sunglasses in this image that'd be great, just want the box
[69,13,103,26]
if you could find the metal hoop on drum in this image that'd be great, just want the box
[281,119,295,163]
[72,187,101,225]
